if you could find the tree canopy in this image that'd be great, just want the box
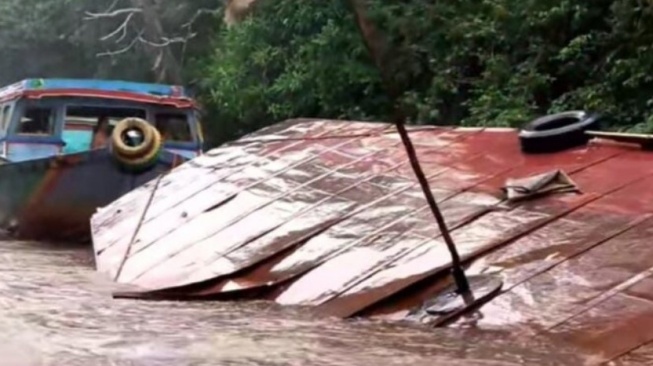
[1,0,653,146]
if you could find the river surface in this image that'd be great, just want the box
[0,240,593,366]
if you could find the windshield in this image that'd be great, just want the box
[18,105,56,135]
[65,106,147,130]
[62,105,147,153]
[154,112,193,142]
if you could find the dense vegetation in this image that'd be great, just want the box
[2,0,653,146]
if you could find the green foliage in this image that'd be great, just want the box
[193,1,387,144]
[194,0,653,145]
[3,0,653,144]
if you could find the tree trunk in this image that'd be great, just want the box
[346,0,398,99]
[131,0,183,84]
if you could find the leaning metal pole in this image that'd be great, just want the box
[345,0,470,294]
[393,123,470,293]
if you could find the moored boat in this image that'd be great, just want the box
[0,78,204,241]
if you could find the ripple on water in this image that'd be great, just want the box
[0,240,589,366]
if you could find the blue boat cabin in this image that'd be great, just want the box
[0,78,204,162]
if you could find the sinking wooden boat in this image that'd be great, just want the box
[0,78,204,241]
[93,118,653,363]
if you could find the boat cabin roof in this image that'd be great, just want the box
[0,78,195,108]
[92,118,653,364]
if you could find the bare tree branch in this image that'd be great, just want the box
[84,8,143,20]
[99,12,135,42]
[136,34,196,48]
[176,7,215,66]
[90,6,199,50]
[85,0,218,83]
[96,31,143,57]
[181,8,219,29]
[103,0,122,15]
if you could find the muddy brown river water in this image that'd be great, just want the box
[0,240,595,365]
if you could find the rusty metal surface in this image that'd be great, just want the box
[0,148,181,242]
[93,118,653,363]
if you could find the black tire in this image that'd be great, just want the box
[518,111,602,154]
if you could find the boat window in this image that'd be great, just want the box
[154,112,192,142]
[18,106,55,135]
[63,106,147,153]
[0,105,10,132]
[65,106,147,130]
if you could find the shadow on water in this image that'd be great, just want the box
[0,240,593,366]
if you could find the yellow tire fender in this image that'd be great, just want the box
[113,126,162,168]
[111,117,156,158]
